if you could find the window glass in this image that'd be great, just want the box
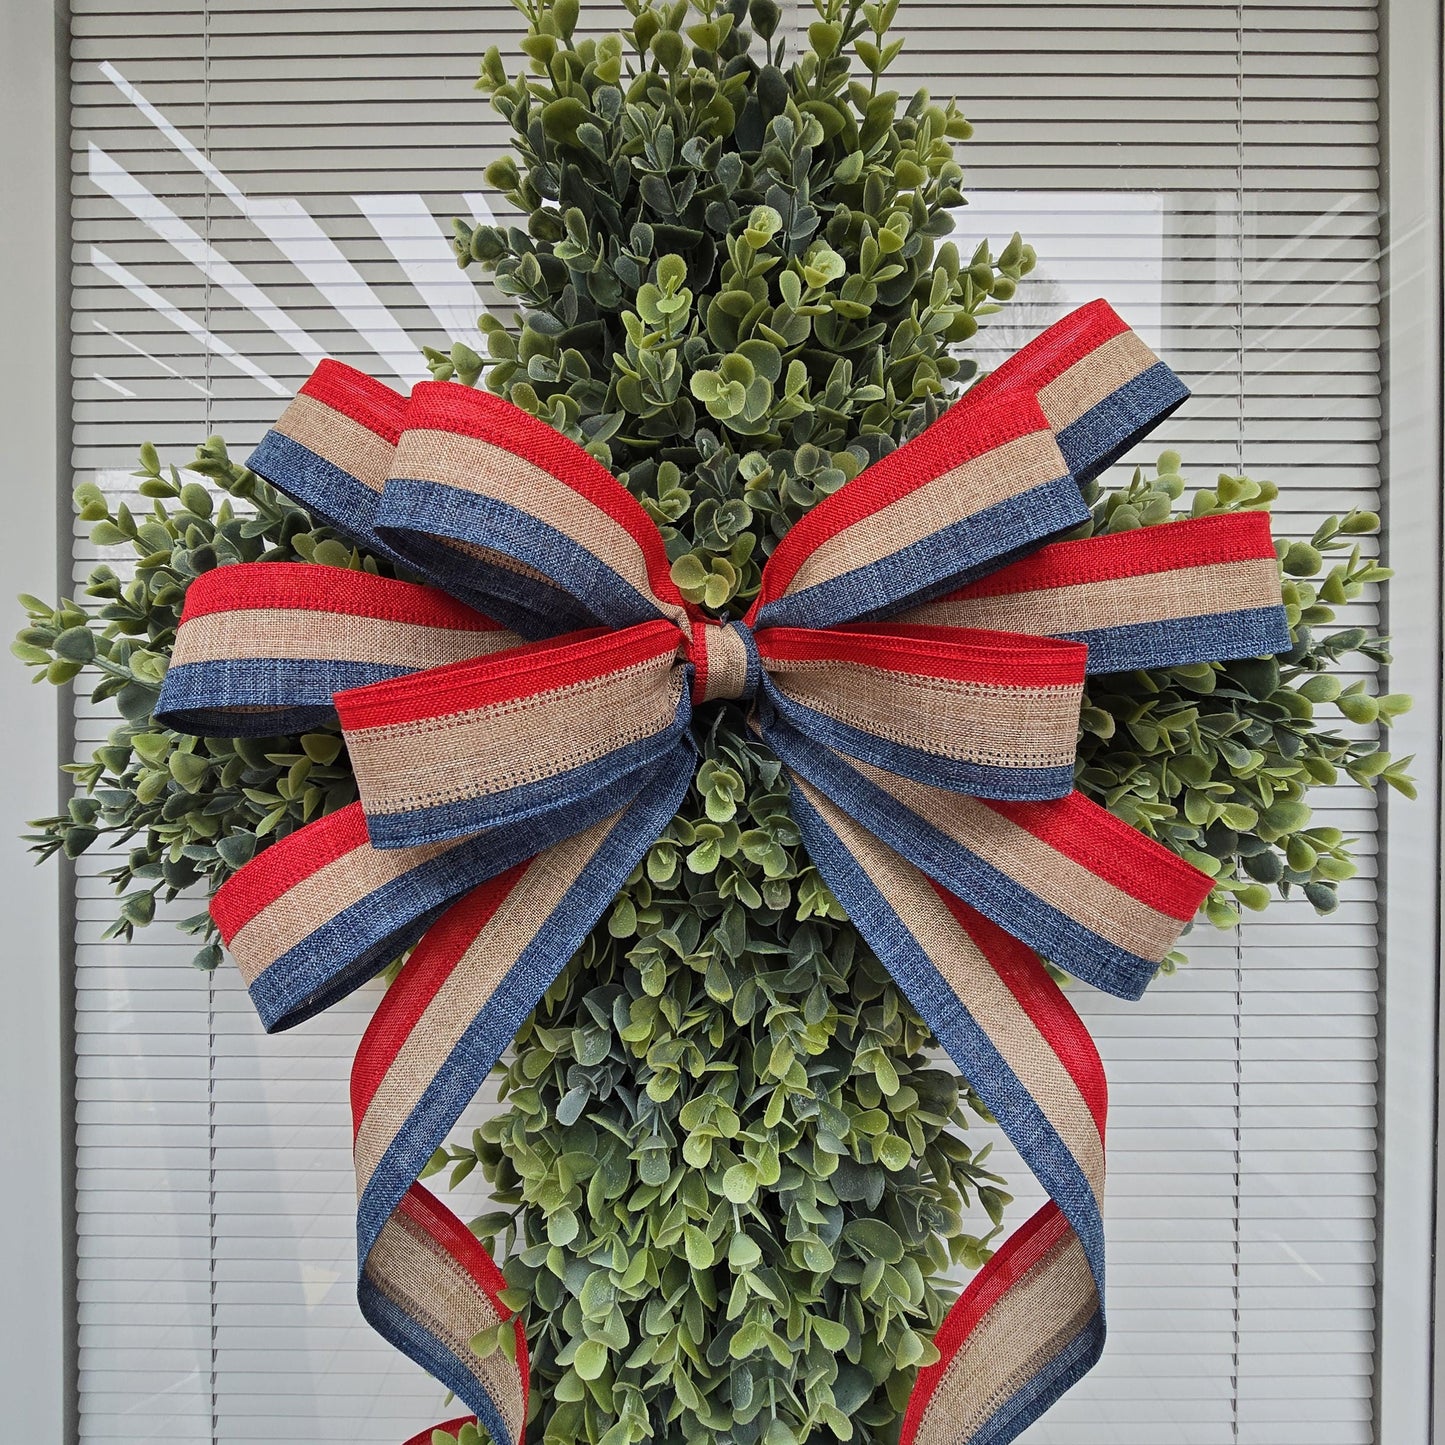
[68,5,1382,1440]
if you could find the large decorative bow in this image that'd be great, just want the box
[155,300,1290,1445]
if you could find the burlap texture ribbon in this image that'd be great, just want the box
[155,300,1290,1445]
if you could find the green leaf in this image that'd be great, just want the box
[541,96,591,144]
[547,1207,579,1247]
[608,894,638,937]
[120,890,155,927]
[53,626,96,663]
[683,1224,714,1270]
[300,732,343,765]
[215,832,257,869]
[557,1085,590,1127]
[876,1135,911,1171]
[1230,657,1280,702]
[573,1338,609,1381]
[656,253,688,292]
[728,1233,762,1271]
[1282,541,1323,576]
[722,1162,758,1204]
[1337,691,1379,724]
[168,751,210,792]
[843,1218,904,1263]
[578,1269,616,1318]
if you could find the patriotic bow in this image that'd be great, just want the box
[155,300,1290,1445]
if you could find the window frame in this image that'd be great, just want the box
[1381,1,1445,1441]
[0,0,72,1440]
[0,1,1438,1440]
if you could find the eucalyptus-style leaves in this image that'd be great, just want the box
[14,440,372,967]
[430,711,1007,1445]
[437,6,1041,1431]
[438,0,1033,619]
[1070,452,1410,941]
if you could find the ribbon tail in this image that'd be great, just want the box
[212,750,680,1032]
[349,747,693,1445]
[363,1183,529,1445]
[764,718,1211,999]
[789,779,1109,1445]
[903,1201,1101,1445]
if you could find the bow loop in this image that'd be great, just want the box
[754,623,1087,802]
[244,359,414,571]
[966,297,1189,484]
[155,563,524,737]
[746,299,1190,631]
[333,618,692,850]
[246,365,692,640]
[749,391,1087,631]
[376,382,692,637]
[897,509,1291,672]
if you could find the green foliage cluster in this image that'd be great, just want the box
[11,2,1411,1445]
[1070,453,1412,939]
[428,709,1007,1445]
[14,441,376,967]
[19,449,1016,1444]
[438,0,1032,614]
[16,439,1410,1443]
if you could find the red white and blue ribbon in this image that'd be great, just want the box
[155,299,1290,1445]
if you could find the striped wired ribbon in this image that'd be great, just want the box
[155,300,1290,1445]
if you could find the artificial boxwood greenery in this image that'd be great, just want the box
[14,1,1411,1444]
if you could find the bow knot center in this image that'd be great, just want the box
[689,619,761,705]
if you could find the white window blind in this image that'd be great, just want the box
[906,7,1383,1443]
[67,3,1382,1443]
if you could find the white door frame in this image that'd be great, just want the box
[1383,2,1445,1442]
[0,1,71,1440]
[0,2,1439,1441]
